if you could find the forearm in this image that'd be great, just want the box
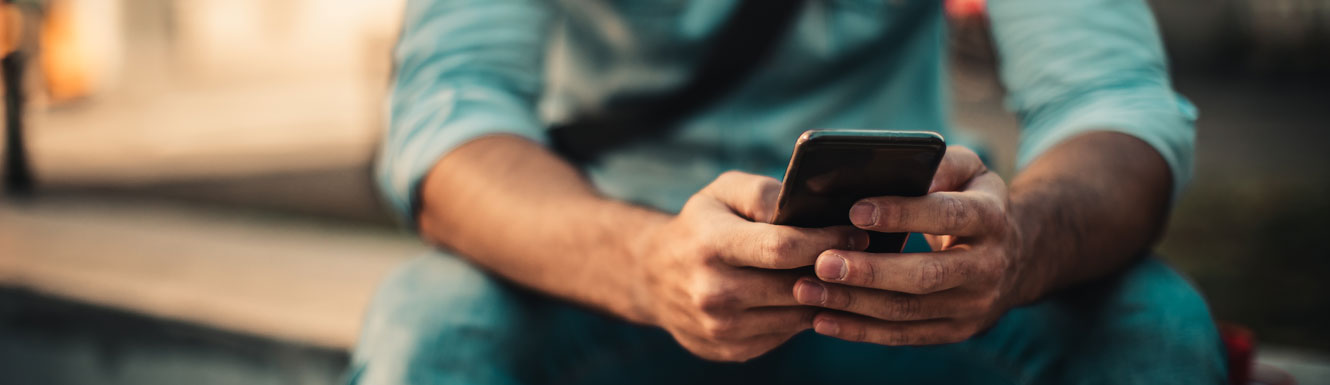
[1010,131,1174,301]
[417,134,667,323]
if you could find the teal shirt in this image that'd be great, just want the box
[379,0,1196,225]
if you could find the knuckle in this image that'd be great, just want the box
[942,196,970,231]
[691,240,721,264]
[797,308,819,327]
[955,258,980,283]
[983,211,1004,233]
[952,322,985,343]
[957,146,982,164]
[741,175,778,220]
[761,233,791,255]
[913,260,949,293]
[888,294,924,320]
[710,348,739,362]
[697,347,735,362]
[974,290,1002,312]
[713,345,755,363]
[978,198,1006,231]
[757,178,781,197]
[837,227,862,248]
[828,286,853,309]
[682,343,713,360]
[695,291,737,315]
[682,193,707,210]
[699,315,740,340]
[875,200,899,230]
[750,178,779,201]
[987,254,1011,278]
[760,233,796,264]
[947,146,984,171]
[854,256,878,287]
[844,323,868,343]
[750,202,776,222]
[691,279,738,314]
[881,330,913,346]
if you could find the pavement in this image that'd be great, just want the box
[0,193,425,350]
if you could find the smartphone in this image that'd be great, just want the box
[771,129,946,253]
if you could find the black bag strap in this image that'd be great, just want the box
[549,0,807,163]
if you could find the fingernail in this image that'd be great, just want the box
[796,280,827,305]
[851,231,870,251]
[816,253,848,281]
[814,317,839,336]
[849,202,876,226]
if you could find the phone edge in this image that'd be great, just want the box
[770,129,946,225]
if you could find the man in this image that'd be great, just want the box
[349,0,1226,383]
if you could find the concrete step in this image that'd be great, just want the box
[3,193,1329,384]
[0,287,348,385]
[0,193,426,350]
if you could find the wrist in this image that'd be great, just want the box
[1008,189,1059,305]
[616,204,672,325]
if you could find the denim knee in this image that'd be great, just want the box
[348,252,532,385]
[1027,257,1227,384]
[1086,257,1227,382]
[1110,258,1222,350]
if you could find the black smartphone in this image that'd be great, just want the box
[771,129,946,253]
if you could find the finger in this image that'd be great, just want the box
[813,249,985,294]
[738,307,818,335]
[794,278,983,321]
[717,268,805,308]
[689,307,817,342]
[966,167,1008,201]
[716,223,869,269]
[703,171,782,222]
[849,190,1002,236]
[676,329,800,362]
[929,146,986,193]
[813,312,976,346]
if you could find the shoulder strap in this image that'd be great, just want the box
[550,0,807,163]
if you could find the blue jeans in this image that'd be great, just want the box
[346,251,1226,384]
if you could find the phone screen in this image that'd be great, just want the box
[771,130,946,253]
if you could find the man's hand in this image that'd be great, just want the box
[420,137,876,362]
[633,171,868,361]
[792,147,1035,346]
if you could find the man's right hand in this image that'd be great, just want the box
[418,137,863,362]
[629,171,868,362]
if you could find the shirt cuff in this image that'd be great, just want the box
[377,85,548,229]
[1015,88,1198,202]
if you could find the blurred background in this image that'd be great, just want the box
[1,0,1327,384]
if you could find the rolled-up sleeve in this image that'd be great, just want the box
[988,0,1197,200]
[378,0,554,227]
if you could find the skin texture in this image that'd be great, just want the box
[792,132,1172,345]
[417,130,1171,361]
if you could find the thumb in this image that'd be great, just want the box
[929,146,987,193]
[702,171,781,222]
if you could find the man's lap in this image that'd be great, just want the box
[347,251,1226,385]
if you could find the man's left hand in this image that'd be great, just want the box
[793,146,1038,346]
